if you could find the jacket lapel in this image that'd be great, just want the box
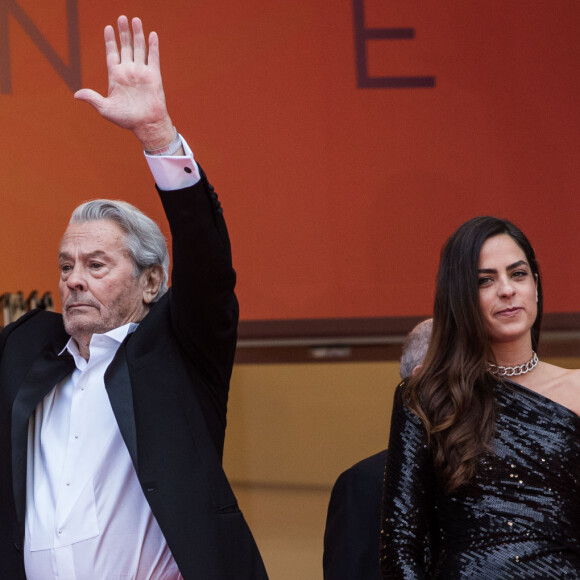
[104,340,138,471]
[11,344,75,529]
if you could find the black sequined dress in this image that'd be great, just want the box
[380,379,580,579]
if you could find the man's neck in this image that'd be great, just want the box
[70,322,140,362]
[73,335,92,361]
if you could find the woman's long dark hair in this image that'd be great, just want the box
[405,216,543,492]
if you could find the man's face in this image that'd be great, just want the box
[59,220,150,343]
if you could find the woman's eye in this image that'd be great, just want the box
[90,263,103,270]
[478,277,492,286]
[512,270,528,279]
[60,264,72,273]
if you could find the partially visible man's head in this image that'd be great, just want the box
[59,200,169,343]
[399,318,433,379]
[69,200,170,296]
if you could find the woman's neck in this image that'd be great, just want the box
[489,338,534,367]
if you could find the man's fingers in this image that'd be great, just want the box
[147,32,160,69]
[104,24,120,69]
[117,15,133,62]
[132,18,147,64]
[73,88,105,110]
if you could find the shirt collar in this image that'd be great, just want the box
[58,322,139,358]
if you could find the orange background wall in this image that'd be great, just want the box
[1,0,579,320]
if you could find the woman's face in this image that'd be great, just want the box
[477,233,538,348]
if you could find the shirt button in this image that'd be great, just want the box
[58,529,63,534]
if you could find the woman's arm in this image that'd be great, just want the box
[380,383,437,579]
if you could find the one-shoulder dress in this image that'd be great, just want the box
[380,379,580,579]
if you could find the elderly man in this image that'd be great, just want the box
[0,15,267,580]
[323,318,433,580]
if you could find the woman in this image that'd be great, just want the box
[380,216,580,578]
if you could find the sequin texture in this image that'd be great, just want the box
[380,380,580,578]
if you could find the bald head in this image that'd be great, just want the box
[399,318,433,379]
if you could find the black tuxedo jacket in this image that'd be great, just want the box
[323,450,387,580]
[0,169,268,579]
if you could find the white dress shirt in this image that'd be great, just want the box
[24,137,198,580]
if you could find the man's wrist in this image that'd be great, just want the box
[145,134,201,190]
[144,127,182,156]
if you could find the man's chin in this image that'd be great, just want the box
[63,317,107,339]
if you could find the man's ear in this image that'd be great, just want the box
[142,265,164,305]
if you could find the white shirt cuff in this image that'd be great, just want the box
[144,134,201,191]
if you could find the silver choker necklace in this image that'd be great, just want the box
[486,351,538,377]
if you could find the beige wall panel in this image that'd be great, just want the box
[224,361,402,487]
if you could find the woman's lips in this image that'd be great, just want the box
[496,307,522,318]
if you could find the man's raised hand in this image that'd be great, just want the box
[74,15,175,151]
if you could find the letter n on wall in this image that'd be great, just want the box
[0,0,81,94]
